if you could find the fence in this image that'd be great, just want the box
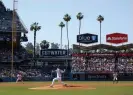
[1,72,133,82]
[71,73,133,81]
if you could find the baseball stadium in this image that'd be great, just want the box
[0,0,133,95]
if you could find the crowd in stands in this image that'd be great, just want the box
[0,64,66,80]
[0,3,27,33]
[71,55,133,73]
[0,68,42,78]
[0,47,30,62]
[0,1,29,62]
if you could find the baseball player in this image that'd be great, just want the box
[50,68,68,87]
[16,72,23,83]
[113,71,118,84]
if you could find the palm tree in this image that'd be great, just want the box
[30,22,41,66]
[97,15,104,53]
[40,40,49,49]
[77,12,84,53]
[59,22,65,49]
[97,15,104,45]
[63,14,71,55]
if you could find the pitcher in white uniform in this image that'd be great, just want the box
[50,68,67,87]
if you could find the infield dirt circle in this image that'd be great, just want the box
[29,84,96,90]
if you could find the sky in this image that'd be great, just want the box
[2,0,133,47]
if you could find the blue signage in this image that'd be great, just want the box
[77,33,98,44]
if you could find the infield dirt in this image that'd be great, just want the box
[29,84,96,90]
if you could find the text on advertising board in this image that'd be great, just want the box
[40,49,67,56]
[106,33,128,44]
[77,33,98,44]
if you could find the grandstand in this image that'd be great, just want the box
[0,1,29,81]
[71,44,133,81]
[0,0,133,82]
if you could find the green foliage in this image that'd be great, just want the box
[30,22,41,32]
[51,42,60,49]
[27,49,33,54]
[77,12,84,20]
[59,22,65,28]
[40,40,49,49]
[63,14,71,22]
[35,43,40,54]
[97,15,104,22]
[25,42,34,51]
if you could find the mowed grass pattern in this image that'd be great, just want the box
[0,81,133,95]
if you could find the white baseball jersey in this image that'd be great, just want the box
[55,68,64,78]
[113,72,118,77]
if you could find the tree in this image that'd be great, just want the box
[35,43,40,55]
[59,22,65,49]
[97,15,104,53]
[40,40,49,49]
[63,14,71,55]
[69,48,73,55]
[63,45,68,50]
[30,22,41,66]
[25,42,34,56]
[77,12,84,53]
[25,42,34,51]
[97,15,104,45]
[51,43,60,49]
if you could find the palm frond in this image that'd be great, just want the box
[30,22,41,32]
[77,12,84,20]
[59,22,65,27]
[97,15,104,22]
[63,14,71,22]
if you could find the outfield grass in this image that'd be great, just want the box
[0,81,133,95]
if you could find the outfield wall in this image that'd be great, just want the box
[71,73,133,81]
[0,73,133,82]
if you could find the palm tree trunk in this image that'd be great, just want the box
[100,22,101,53]
[61,27,63,49]
[79,20,81,53]
[34,31,36,66]
[66,22,69,56]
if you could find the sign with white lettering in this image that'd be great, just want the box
[77,33,98,44]
[106,33,128,44]
[40,49,67,56]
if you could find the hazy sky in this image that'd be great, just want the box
[2,0,133,47]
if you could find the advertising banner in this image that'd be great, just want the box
[77,33,98,44]
[40,49,67,57]
[72,73,133,81]
[106,33,128,44]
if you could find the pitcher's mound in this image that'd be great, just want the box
[29,84,96,90]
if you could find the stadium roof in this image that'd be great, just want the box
[0,1,28,33]
[73,43,133,51]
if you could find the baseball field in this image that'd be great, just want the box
[0,81,133,95]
